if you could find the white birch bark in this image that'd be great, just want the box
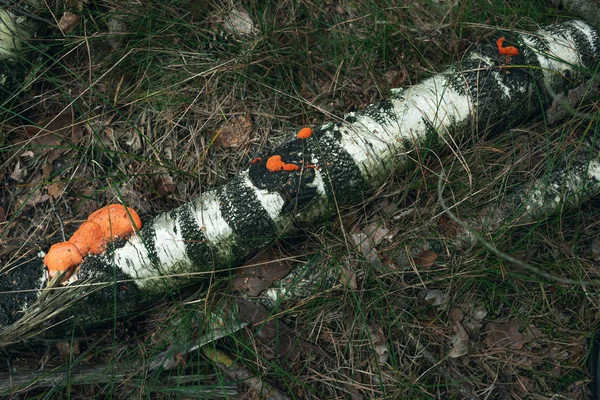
[1,19,599,331]
[0,0,41,103]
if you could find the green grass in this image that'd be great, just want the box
[1,0,599,398]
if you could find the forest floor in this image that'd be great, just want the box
[1,0,599,398]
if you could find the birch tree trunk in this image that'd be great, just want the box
[0,1,42,104]
[1,19,599,336]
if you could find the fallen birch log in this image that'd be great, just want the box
[2,20,600,336]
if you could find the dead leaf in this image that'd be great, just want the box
[363,222,390,245]
[152,174,176,196]
[11,109,82,164]
[10,161,27,182]
[56,340,80,358]
[381,256,397,271]
[448,308,464,324]
[20,192,50,208]
[448,308,470,358]
[463,305,487,335]
[384,67,408,88]
[339,267,357,290]
[232,248,293,296]
[235,299,307,359]
[65,0,85,10]
[350,226,384,269]
[484,320,542,350]
[514,376,534,396]
[420,289,449,308]
[42,163,53,179]
[58,12,80,34]
[47,182,64,199]
[300,83,314,101]
[0,206,4,223]
[448,322,470,358]
[221,6,256,36]
[213,114,252,149]
[123,130,142,152]
[437,215,461,238]
[413,250,438,268]
[369,325,389,364]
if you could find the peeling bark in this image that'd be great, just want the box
[1,20,600,334]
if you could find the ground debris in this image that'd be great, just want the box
[484,319,542,350]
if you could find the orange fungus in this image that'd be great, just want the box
[69,221,106,255]
[297,127,313,139]
[44,241,83,279]
[266,155,300,172]
[496,37,519,59]
[88,204,142,240]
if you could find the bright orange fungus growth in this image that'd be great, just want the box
[496,37,519,60]
[44,204,142,279]
[88,204,142,240]
[266,155,300,172]
[44,242,83,279]
[69,221,106,255]
[297,127,313,139]
[251,157,262,164]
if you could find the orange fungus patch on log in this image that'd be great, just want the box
[88,204,142,240]
[496,37,519,59]
[266,155,300,172]
[44,241,83,279]
[297,127,313,139]
[69,221,106,255]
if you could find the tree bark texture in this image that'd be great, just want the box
[0,0,41,104]
[1,20,599,334]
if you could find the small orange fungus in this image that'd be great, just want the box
[266,155,300,172]
[69,221,106,255]
[297,127,313,139]
[44,241,83,279]
[251,157,262,164]
[88,204,142,240]
[496,37,519,61]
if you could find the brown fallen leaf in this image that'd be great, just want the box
[235,299,313,359]
[0,206,5,223]
[383,67,408,88]
[369,325,389,364]
[363,221,390,245]
[58,12,80,34]
[437,215,461,238]
[152,174,176,196]
[220,5,257,36]
[514,376,535,397]
[413,250,438,268]
[350,226,384,269]
[420,289,449,308]
[463,304,487,335]
[47,182,64,199]
[213,113,252,149]
[11,109,82,165]
[448,308,470,358]
[10,160,27,182]
[56,340,80,359]
[231,248,293,296]
[484,319,542,350]
[448,323,470,358]
[339,267,357,290]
